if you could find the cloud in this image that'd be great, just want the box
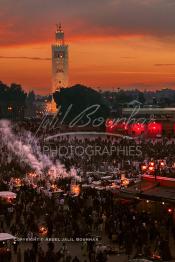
[120,57,136,59]
[0,56,51,61]
[155,63,175,66]
[0,0,175,46]
[120,81,175,90]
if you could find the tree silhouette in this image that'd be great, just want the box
[0,81,26,119]
[53,84,110,126]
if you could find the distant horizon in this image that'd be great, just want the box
[1,79,175,96]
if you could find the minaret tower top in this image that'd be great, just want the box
[55,23,65,46]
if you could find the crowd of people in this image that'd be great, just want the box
[0,177,175,261]
[0,120,175,261]
[43,135,175,177]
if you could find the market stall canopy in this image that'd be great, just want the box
[0,191,16,199]
[0,233,16,241]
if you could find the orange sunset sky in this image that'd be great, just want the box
[1,0,175,94]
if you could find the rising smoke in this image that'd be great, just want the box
[0,120,79,180]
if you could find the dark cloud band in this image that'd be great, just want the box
[0,56,51,61]
[155,64,175,66]
[0,0,175,46]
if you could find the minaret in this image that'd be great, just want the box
[51,23,69,113]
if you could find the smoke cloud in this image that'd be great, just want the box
[0,120,79,180]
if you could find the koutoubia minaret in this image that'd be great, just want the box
[51,23,69,113]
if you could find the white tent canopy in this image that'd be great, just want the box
[0,191,16,199]
[0,233,16,241]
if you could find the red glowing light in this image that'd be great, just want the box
[147,122,162,137]
[131,123,145,136]
[123,123,128,130]
[160,161,165,167]
[149,166,155,172]
[168,208,173,213]
[106,120,128,134]
[149,162,155,167]
[141,165,147,171]
[106,119,113,127]
[106,119,115,133]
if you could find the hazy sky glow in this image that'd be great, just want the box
[1,0,175,94]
